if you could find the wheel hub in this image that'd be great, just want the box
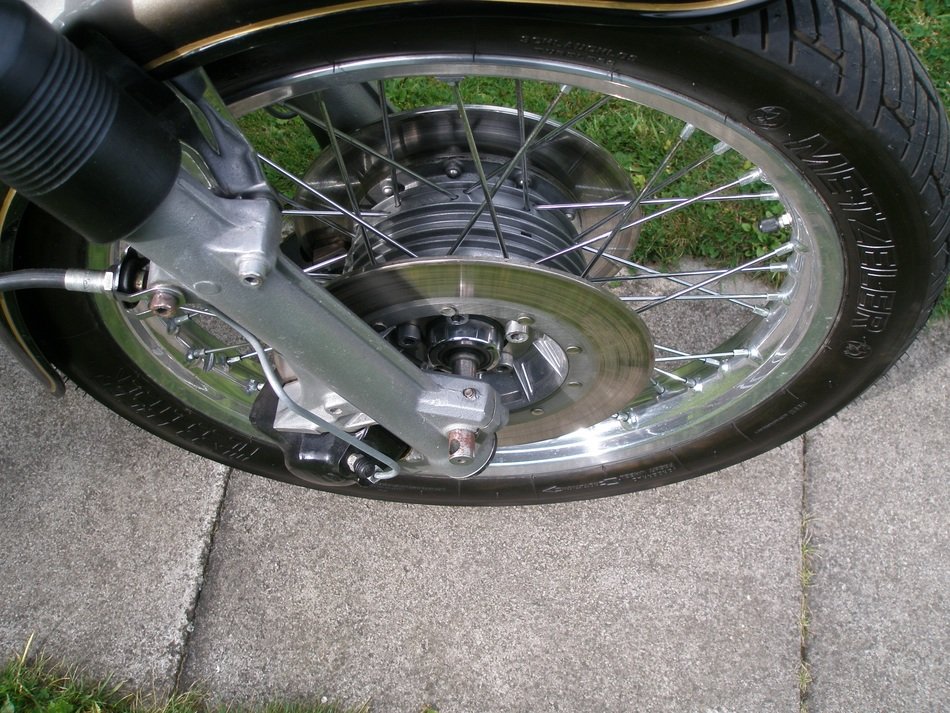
[329,258,655,445]
[295,106,641,277]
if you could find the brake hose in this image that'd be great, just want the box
[0,267,403,480]
[0,269,114,293]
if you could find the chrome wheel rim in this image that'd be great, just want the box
[95,54,844,479]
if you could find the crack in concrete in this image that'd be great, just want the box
[173,467,233,691]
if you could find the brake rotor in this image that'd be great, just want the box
[329,258,654,445]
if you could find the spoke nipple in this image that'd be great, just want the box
[758,213,793,233]
[613,410,638,430]
[740,168,764,186]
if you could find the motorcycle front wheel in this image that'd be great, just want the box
[6,0,949,503]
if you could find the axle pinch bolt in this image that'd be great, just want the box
[447,428,477,466]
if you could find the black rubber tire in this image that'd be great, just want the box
[7,0,950,504]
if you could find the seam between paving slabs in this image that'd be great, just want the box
[173,467,233,690]
[798,433,814,713]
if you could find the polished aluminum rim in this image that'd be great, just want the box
[94,54,844,479]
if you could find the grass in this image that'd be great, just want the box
[0,639,370,713]
[235,0,949,316]
[0,640,443,713]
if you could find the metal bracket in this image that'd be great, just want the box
[127,171,507,477]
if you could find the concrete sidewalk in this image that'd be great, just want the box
[1,322,947,712]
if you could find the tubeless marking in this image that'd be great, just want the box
[518,35,636,66]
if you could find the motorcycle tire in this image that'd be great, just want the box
[4,0,949,504]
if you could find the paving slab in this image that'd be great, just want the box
[181,442,804,713]
[0,354,229,691]
[805,321,950,711]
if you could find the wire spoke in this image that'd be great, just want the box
[538,168,764,267]
[258,153,417,257]
[303,253,347,274]
[631,241,795,313]
[283,209,388,218]
[535,192,781,210]
[532,95,613,149]
[582,248,772,316]
[643,141,732,198]
[477,94,612,188]
[376,80,401,207]
[516,80,531,211]
[653,344,753,366]
[450,83,509,256]
[461,83,571,198]
[653,367,696,388]
[315,93,377,266]
[581,122,695,278]
[623,292,783,303]
[591,263,789,282]
[285,103,456,198]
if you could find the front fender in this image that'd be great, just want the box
[26,0,769,71]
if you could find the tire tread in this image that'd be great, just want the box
[709,0,950,332]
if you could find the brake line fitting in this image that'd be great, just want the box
[0,268,116,294]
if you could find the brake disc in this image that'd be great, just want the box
[329,258,654,445]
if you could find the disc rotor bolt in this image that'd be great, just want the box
[397,323,423,348]
[505,320,531,344]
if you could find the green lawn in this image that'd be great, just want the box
[238,0,949,317]
[0,643,376,713]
